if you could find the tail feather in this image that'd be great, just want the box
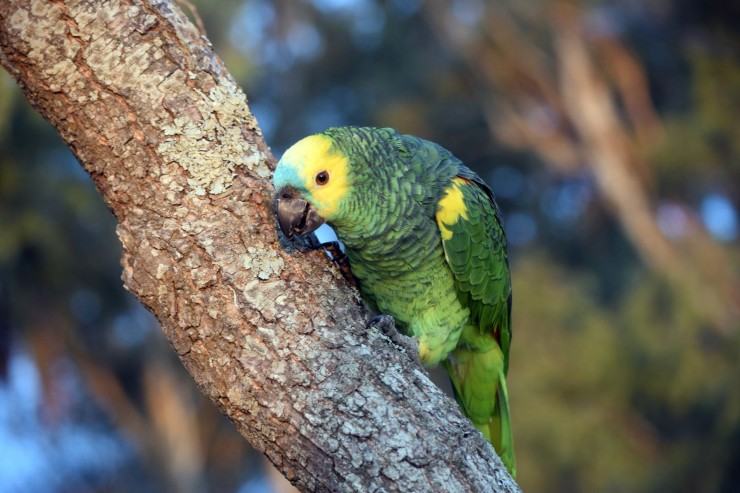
[491,367,516,477]
[444,344,516,478]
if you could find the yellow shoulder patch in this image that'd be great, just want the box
[281,134,350,219]
[436,178,469,240]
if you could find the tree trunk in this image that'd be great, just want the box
[0,1,519,491]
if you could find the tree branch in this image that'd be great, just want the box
[0,0,519,491]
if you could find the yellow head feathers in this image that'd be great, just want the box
[274,134,351,220]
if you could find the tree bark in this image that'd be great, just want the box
[0,1,519,491]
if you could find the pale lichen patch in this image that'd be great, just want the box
[9,7,30,36]
[226,385,247,408]
[244,151,271,178]
[156,77,270,195]
[242,247,285,280]
[27,2,66,36]
[9,2,85,104]
[207,306,220,319]
[269,360,288,384]
[17,0,270,198]
[242,279,287,323]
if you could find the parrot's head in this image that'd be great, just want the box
[273,132,352,239]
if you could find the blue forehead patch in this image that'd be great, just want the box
[273,161,301,190]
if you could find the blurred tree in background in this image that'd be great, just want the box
[1,0,738,492]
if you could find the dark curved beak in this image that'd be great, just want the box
[276,186,325,238]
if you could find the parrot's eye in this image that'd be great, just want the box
[315,171,330,186]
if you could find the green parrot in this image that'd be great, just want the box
[273,126,515,477]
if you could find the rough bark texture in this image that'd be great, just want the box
[0,1,520,492]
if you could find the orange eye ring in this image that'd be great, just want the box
[315,171,330,186]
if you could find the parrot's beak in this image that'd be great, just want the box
[276,186,325,238]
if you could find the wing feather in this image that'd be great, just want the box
[435,168,512,372]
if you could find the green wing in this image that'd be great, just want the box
[435,166,517,476]
[435,167,512,372]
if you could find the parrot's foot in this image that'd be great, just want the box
[318,240,346,266]
[367,314,421,364]
[318,240,359,290]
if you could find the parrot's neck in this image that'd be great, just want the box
[328,157,453,280]
[331,205,441,280]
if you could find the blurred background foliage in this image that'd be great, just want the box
[1,0,738,492]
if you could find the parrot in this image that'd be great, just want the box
[273,126,515,477]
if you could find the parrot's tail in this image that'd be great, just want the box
[444,343,517,478]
